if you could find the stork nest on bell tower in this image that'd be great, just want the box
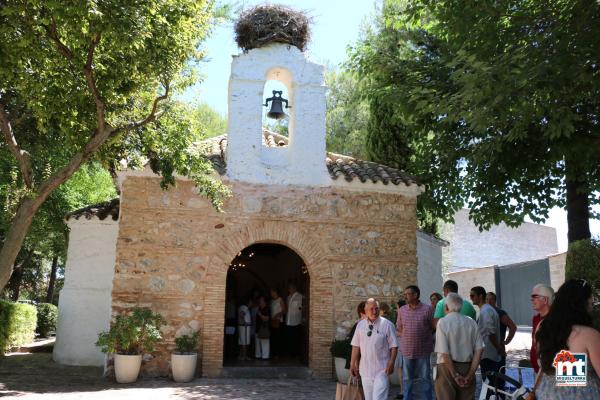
[234,5,311,52]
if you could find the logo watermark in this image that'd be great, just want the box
[553,350,587,387]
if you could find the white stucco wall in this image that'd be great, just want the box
[416,231,446,300]
[448,265,497,302]
[444,209,558,270]
[225,43,330,187]
[53,218,118,366]
[548,252,567,291]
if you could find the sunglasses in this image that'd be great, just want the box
[578,279,588,288]
[367,323,379,337]
[531,294,546,300]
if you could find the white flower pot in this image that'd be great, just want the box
[334,356,350,383]
[114,354,142,383]
[171,352,197,383]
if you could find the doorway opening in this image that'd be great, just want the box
[223,243,309,367]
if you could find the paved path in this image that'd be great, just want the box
[1,334,532,400]
[505,327,532,352]
[4,352,334,400]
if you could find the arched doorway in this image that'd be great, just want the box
[223,243,309,367]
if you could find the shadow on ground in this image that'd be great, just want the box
[1,353,111,394]
[0,353,336,399]
[0,349,532,399]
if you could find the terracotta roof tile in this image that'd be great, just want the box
[68,131,418,221]
[200,130,419,187]
[66,198,120,221]
[68,132,418,221]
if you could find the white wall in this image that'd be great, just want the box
[416,231,445,300]
[448,265,497,301]
[225,43,329,187]
[548,252,567,291]
[444,209,558,270]
[53,219,118,366]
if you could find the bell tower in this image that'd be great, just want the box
[225,43,329,186]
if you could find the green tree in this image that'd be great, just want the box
[351,0,600,240]
[324,66,439,233]
[325,69,370,159]
[193,103,227,138]
[0,1,230,291]
[566,238,600,329]
[1,162,117,302]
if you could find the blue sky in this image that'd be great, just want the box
[184,0,599,251]
[184,0,379,114]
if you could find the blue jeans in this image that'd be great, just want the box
[402,356,433,400]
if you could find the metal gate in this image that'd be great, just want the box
[495,259,551,326]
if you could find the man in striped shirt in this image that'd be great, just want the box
[397,285,435,400]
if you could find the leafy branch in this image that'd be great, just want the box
[0,99,33,189]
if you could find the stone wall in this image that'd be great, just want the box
[111,176,418,378]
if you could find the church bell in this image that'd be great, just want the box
[264,90,290,120]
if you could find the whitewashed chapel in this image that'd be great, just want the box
[53,41,424,378]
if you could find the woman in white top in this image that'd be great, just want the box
[237,298,252,361]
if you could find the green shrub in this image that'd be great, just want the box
[35,303,58,338]
[566,238,600,330]
[174,331,199,354]
[96,307,165,355]
[0,300,37,353]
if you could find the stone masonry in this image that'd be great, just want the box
[111,176,418,378]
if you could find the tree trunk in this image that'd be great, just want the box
[0,197,44,291]
[7,248,34,301]
[46,256,58,304]
[565,159,591,243]
[8,267,23,302]
[0,126,111,293]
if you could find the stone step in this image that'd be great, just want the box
[221,366,314,379]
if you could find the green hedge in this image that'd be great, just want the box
[36,303,58,338]
[0,300,37,353]
[566,238,600,330]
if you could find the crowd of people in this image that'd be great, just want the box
[231,283,305,361]
[347,279,600,400]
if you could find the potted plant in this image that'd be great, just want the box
[330,338,352,383]
[171,331,199,382]
[96,307,165,383]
